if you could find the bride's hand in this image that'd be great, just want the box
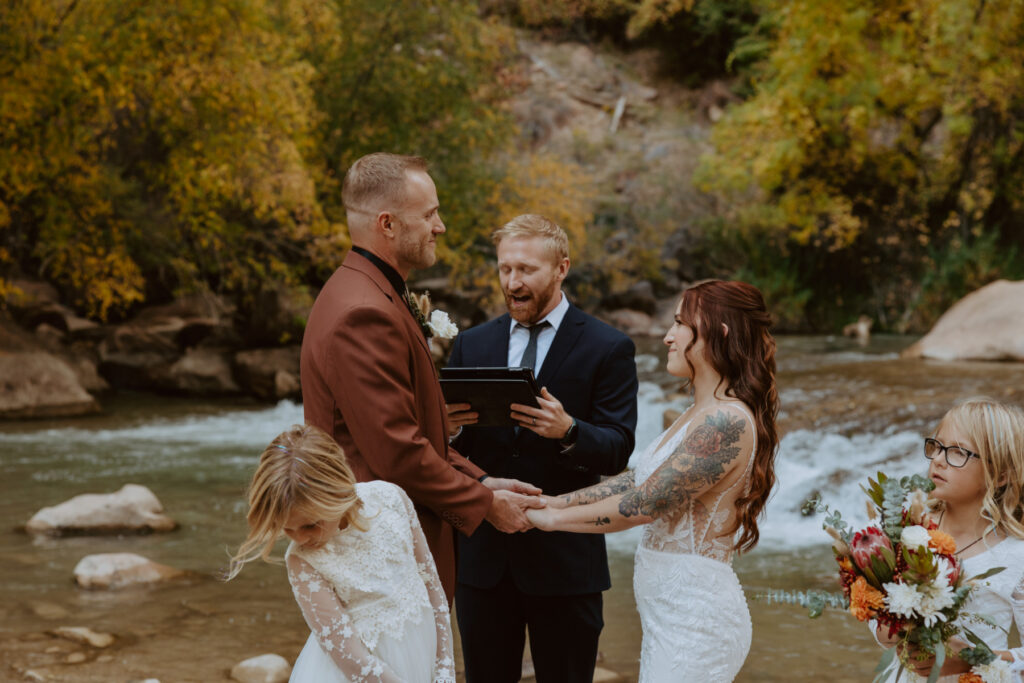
[540,494,569,509]
[526,507,558,531]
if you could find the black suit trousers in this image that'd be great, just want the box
[456,573,604,683]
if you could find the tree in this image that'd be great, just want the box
[0,0,329,319]
[697,0,1024,329]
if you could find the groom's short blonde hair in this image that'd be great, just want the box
[491,214,569,263]
[342,152,428,215]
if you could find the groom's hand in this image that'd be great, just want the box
[485,490,545,533]
[482,476,542,496]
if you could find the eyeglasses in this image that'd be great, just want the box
[923,437,980,468]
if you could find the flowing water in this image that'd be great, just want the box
[1,335,1022,682]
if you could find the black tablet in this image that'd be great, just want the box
[439,367,541,426]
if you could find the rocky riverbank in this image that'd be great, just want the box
[0,272,681,420]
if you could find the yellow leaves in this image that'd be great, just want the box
[626,0,696,39]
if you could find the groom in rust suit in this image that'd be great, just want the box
[300,152,542,602]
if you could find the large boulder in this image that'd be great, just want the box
[97,294,237,390]
[73,553,184,589]
[26,484,176,536]
[158,348,240,395]
[903,280,1024,361]
[0,351,100,419]
[230,654,291,683]
[234,347,301,401]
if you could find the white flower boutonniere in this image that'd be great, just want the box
[427,310,458,340]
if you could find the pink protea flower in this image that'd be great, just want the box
[851,526,893,577]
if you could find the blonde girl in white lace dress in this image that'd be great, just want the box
[228,424,455,683]
[873,398,1024,682]
[528,280,780,682]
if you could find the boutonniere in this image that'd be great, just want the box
[427,309,458,340]
[404,289,433,339]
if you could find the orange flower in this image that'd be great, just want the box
[928,529,956,555]
[837,556,855,573]
[849,576,885,621]
[957,674,983,683]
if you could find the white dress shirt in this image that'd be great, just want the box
[506,291,569,374]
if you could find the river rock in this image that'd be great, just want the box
[97,294,236,390]
[601,281,657,315]
[603,309,657,337]
[159,348,240,395]
[31,602,69,619]
[0,351,100,419]
[230,654,291,683]
[49,626,115,648]
[73,553,184,589]
[26,484,176,536]
[234,347,301,401]
[902,279,1024,361]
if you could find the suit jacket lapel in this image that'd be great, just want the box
[345,251,434,363]
[485,314,512,367]
[536,303,585,387]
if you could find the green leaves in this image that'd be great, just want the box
[697,0,1024,330]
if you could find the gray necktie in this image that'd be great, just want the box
[519,321,550,372]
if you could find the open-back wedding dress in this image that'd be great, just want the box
[632,404,756,682]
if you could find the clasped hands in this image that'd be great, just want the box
[483,480,569,533]
[482,477,545,533]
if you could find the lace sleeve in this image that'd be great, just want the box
[286,553,401,683]
[397,488,456,683]
[1009,572,1024,680]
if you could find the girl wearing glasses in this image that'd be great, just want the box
[875,396,1024,681]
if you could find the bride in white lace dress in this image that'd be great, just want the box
[228,424,455,683]
[528,280,780,682]
[873,398,1024,681]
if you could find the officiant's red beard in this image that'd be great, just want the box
[504,278,559,324]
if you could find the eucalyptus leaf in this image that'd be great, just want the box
[968,566,1006,582]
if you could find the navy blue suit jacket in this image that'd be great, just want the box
[449,303,638,596]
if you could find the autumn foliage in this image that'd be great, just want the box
[0,0,592,320]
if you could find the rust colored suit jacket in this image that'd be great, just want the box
[300,250,492,601]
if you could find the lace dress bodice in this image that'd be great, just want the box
[634,405,757,564]
[286,480,455,683]
[959,537,1024,674]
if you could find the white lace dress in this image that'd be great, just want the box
[632,408,756,682]
[875,536,1024,682]
[285,480,455,683]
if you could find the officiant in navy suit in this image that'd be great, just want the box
[446,214,639,683]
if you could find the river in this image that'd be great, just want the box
[1,334,1021,682]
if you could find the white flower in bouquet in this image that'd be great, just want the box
[883,581,923,618]
[900,524,931,550]
[428,310,458,340]
[973,658,1012,683]
[916,582,954,626]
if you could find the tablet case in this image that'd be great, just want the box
[440,367,541,426]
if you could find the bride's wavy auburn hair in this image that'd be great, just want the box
[677,279,779,553]
[225,423,366,580]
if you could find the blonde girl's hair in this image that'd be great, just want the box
[938,397,1024,541]
[225,424,366,580]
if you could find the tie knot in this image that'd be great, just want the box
[522,321,550,337]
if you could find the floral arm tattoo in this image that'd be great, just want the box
[560,469,636,507]
[619,410,746,521]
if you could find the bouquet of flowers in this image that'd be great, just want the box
[786,472,1008,683]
